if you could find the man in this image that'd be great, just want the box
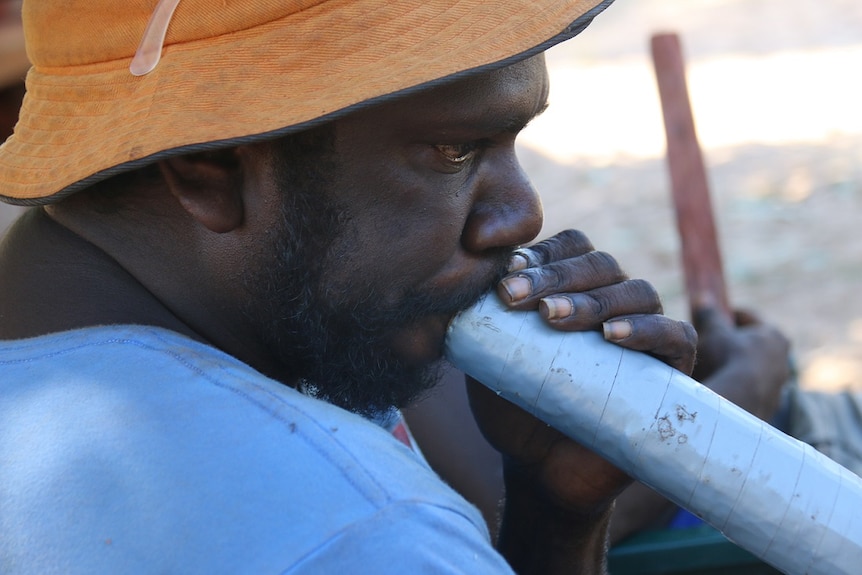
[0,1,699,573]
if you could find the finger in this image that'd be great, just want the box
[602,314,698,374]
[691,304,734,334]
[499,251,628,310]
[537,279,663,330]
[508,229,595,272]
[732,308,762,327]
[465,375,565,465]
[745,323,792,357]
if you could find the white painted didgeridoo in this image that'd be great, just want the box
[444,294,862,575]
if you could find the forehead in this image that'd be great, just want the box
[341,55,550,135]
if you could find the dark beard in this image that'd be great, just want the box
[243,130,509,417]
[285,273,504,417]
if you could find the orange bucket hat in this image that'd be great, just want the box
[0,0,612,205]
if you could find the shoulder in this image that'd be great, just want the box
[0,326,505,573]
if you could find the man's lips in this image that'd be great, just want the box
[383,255,509,365]
[385,312,461,366]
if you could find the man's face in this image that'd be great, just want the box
[248,55,549,415]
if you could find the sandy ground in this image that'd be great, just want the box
[517,0,862,392]
[2,0,861,390]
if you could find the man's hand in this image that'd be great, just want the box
[465,229,697,574]
[497,229,697,373]
[692,305,791,421]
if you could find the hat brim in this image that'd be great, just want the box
[0,0,612,205]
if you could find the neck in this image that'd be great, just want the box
[0,208,198,341]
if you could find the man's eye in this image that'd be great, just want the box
[435,142,479,164]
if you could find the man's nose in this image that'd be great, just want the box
[460,149,543,253]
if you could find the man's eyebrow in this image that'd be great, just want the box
[420,99,550,136]
[501,100,550,133]
[528,100,551,126]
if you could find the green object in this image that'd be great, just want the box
[608,525,783,575]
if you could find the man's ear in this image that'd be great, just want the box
[157,148,244,233]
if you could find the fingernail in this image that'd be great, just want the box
[500,276,532,302]
[603,319,632,342]
[508,253,529,272]
[509,247,540,271]
[540,297,573,320]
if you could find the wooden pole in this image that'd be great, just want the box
[650,32,732,320]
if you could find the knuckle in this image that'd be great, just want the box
[581,292,609,317]
[592,295,609,317]
[530,229,595,263]
[527,237,557,262]
[626,279,662,312]
[584,251,626,280]
[557,229,594,251]
[533,265,567,293]
[682,320,699,348]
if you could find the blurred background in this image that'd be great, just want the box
[1,0,861,391]
[0,0,26,232]
[517,0,862,392]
